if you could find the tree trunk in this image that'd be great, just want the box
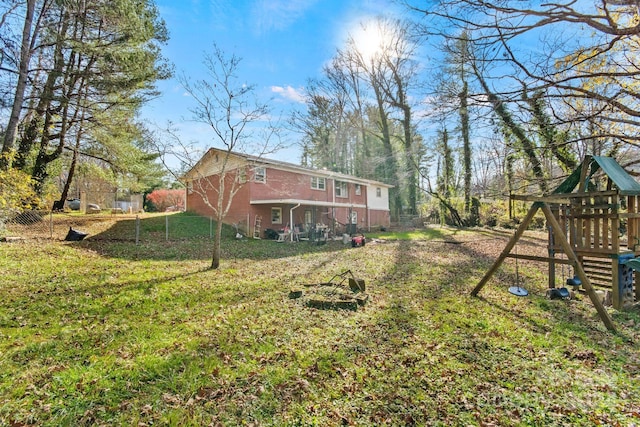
[53,87,87,210]
[373,84,402,219]
[460,81,472,212]
[211,214,223,269]
[14,9,69,172]
[401,104,417,215]
[32,13,87,195]
[1,0,36,170]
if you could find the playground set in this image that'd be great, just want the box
[473,156,640,331]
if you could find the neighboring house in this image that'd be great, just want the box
[182,148,392,238]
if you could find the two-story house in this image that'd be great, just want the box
[182,148,392,238]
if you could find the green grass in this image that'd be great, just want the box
[0,218,638,426]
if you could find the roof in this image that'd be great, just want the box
[183,147,394,188]
[553,156,640,196]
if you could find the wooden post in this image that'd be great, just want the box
[471,204,539,296]
[548,221,556,289]
[612,194,620,253]
[578,156,591,192]
[612,256,621,310]
[541,204,616,331]
[632,196,640,301]
[585,197,592,249]
[628,196,637,251]
[593,197,601,251]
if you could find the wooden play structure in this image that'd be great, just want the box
[473,156,640,331]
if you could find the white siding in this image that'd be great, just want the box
[367,185,389,210]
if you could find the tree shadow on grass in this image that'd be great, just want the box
[77,214,347,261]
[435,231,639,345]
[355,229,637,360]
[12,226,636,425]
[325,235,640,425]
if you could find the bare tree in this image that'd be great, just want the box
[293,17,430,219]
[407,0,640,161]
[341,21,405,218]
[161,46,282,270]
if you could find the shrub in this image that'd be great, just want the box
[0,167,42,213]
[145,188,185,212]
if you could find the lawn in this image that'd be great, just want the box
[0,216,639,426]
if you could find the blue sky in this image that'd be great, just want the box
[143,0,406,163]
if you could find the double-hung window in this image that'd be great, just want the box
[254,166,266,183]
[311,176,326,190]
[335,181,348,198]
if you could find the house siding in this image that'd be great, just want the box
[249,168,333,204]
[184,150,391,236]
[185,167,251,225]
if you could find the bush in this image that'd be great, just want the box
[418,197,547,229]
[145,189,185,212]
[0,167,42,213]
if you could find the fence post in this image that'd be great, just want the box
[136,215,140,245]
[166,215,169,241]
[49,211,53,239]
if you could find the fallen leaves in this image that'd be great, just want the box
[0,227,638,425]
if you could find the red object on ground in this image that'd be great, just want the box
[351,235,366,247]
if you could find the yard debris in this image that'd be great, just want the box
[0,236,24,242]
[289,270,369,310]
[65,227,88,241]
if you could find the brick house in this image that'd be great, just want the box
[182,148,392,239]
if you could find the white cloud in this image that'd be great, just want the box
[271,85,306,103]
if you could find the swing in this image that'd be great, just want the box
[549,251,572,300]
[508,234,529,296]
[566,273,582,288]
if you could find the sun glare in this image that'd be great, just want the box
[350,20,387,63]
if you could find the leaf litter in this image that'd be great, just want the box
[0,226,638,426]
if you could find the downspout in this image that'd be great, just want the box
[290,203,301,241]
[331,177,336,233]
[366,185,370,232]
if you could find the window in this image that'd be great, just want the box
[311,176,326,190]
[376,187,381,198]
[335,181,348,198]
[186,181,193,194]
[355,184,361,195]
[254,166,266,183]
[304,210,312,225]
[271,207,282,224]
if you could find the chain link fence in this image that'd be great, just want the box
[68,192,144,214]
[0,210,55,240]
[0,210,225,243]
